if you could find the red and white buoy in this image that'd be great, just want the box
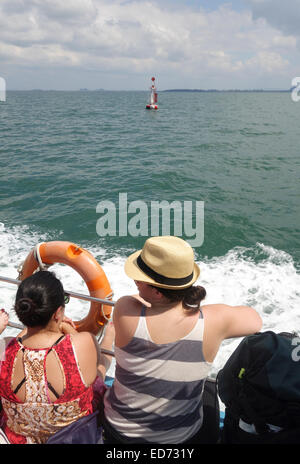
[146,77,158,110]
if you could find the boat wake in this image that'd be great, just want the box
[0,222,299,381]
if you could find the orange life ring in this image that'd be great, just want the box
[18,241,113,336]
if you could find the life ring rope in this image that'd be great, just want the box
[34,242,51,272]
[17,242,51,278]
[100,291,114,322]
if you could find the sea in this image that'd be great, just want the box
[0,89,299,380]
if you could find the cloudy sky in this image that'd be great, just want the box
[0,0,299,90]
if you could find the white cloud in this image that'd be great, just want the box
[244,51,289,73]
[0,0,299,89]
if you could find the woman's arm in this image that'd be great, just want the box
[201,303,262,362]
[113,296,142,347]
[218,304,262,339]
[203,303,262,341]
[96,322,115,380]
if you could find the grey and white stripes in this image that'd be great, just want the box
[104,306,211,443]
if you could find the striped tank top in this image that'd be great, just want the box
[104,305,212,443]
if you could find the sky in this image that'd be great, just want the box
[0,0,300,90]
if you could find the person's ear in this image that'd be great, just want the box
[152,287,164,300]
[53,306,65,323]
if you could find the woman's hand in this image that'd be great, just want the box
[59,317,77,334]
[0,308,9,335]
[62,316,76,328]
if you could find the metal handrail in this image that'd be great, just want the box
[0,275,116,306]
[7,321,24,330]
[0,274,116,341]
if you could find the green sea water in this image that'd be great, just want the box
[0,89,299,372]
[0,90,299,264]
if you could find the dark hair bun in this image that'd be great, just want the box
[183,285,206,311]
[15,298,37,314]
[14,271,65,328]
[154,284,206,313]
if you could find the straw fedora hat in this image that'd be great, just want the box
[124,236,200,289]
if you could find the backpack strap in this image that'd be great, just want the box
[237,390,270,434]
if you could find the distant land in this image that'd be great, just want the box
[7,88,293,92]
[162,88,291,93]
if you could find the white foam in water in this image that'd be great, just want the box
[1,223,300,383]
[200,245,300,377]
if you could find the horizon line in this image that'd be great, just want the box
[5,88,292,92]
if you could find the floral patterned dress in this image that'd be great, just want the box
[0,334,94,444]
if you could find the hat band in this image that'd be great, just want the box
[137,255,194,287]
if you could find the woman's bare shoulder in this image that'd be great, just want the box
[70,331,97,351]
[201,303,262,339]
[114,295,147,315]
[201,303,232,318]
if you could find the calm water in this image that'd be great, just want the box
[0,90,299,374]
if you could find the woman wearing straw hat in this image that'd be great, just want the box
[103,236,262,444]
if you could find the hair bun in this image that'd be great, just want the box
[15,297,37,313]
[183,285,206,312]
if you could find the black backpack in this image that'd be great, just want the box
[217,331,300,444]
